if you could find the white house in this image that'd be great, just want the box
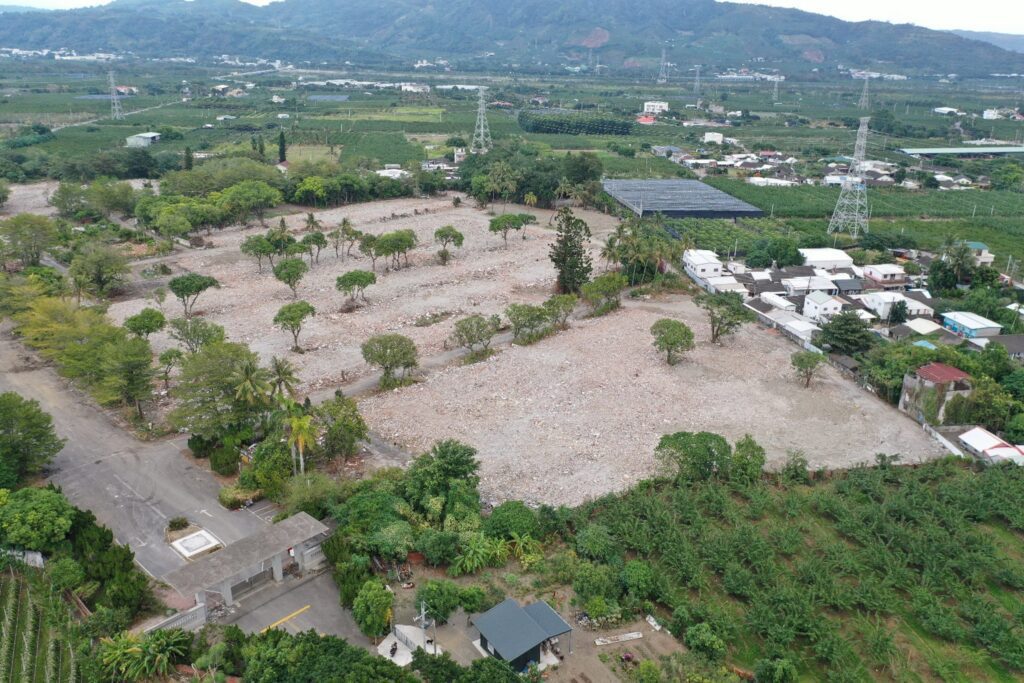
[943,311,1002,338]
[705,275,748,295]
[964,242,995,267]
[798,248,853,271]
[277,113,290,119]
[904,317,943,336]
[683,249,723,279]
[125,132,160,148]
[782,276,838,297]
[803,290,843,323]
[858,292,933,320]
[863,263,907,290]
[760,292,796,311]
[643,101,669,114]
[703,132,724,145]
[959,427,1024,465]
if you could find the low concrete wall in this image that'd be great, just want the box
[145,602,207,633]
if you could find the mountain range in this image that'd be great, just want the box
[952,30,1024,55]
[0,0,1023,76]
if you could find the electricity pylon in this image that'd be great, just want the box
[828,116,871,240]
[108,70,124,120]
[657,47,669,84]
[694,65,701,97]
[470,87,492,154]
[858,77,870,110]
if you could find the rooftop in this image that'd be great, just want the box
[684,249,722,266]
[472,599,570,663]
[899,146,1024,156]
[799,248,854,263]
[602,180,763,219]
[943,311,1002,330]
[806,290,835,305]
[916,362,970,384]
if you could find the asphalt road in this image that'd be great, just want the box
[0,331,267,581]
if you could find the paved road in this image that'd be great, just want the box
[0,331,267,580]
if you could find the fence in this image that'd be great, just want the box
[303,544,326,570]
[145,602,208,633]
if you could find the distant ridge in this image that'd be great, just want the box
[952,30,1024,55]
[0,0,1021,76]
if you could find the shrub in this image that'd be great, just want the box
[685,622,726,661]
[573,561,620,603]
[417,529,460,567]
[483,501,539,539]
[584,595,620,621]
[416,580,462,624]
[621,560,657,600]
[210,445,241,476]
[217,486,260,510]
[167,517,189,532]
[187,433,216,458]
[581,272,628,315]
[575,523,620,563]
[754,657,798,683]
[458,585,490,614]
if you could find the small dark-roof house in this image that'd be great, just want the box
[472,599,572,672]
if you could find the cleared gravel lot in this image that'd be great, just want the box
[361,300,947,506]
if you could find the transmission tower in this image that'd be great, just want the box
[657,47,669,84]
[828,116,871,240]
[470,87,492,154]
[108,70,124,120]
[772,79,780,103]
[693,65,702,97]
[857,77,870,111]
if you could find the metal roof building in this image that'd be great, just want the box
[602,179,764,219]
[899,146,1024,157]
[472,599,572,672]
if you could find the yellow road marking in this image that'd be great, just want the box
[260,604,311,633]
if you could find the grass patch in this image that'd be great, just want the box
[414,311,454,327]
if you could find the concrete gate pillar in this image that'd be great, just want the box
[272,554,284,582]
[220,579,234,606]
[293,541,307,572]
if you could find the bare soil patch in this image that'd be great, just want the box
[360,300,947,507]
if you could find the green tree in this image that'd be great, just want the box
[269,355,299,399]
[167,317,225,354]
[352,580,393,639]
[1006,414,1024,443]
[486,161,520,212]
[361,334,418,388]
[581,272,628,314]
[656,431,733,482]
[316,395,368,461]
[301,231,328,264]
[0,179,8,209]
[335,270,377,302]
[818,310,875,355]
[489,214,526,248]
[157,348,183,390]
[0,392,64,488]
[241,234,275,272]
[695,291,755,344]
[451,314,501,357]
[543,294,577,329]
[791,350,826,387]
[287,413,315,475]
[0,487,75,552]
[123,307,166,338]
[416,580,463,624]
[218,180,283,225]
[168,274,219,318]
[230,358,272,408]
[731,434,766,486]
[48,182,88,218]
[274,300,316,352]
[169,342,262,440]
[887,299,909,326]
[505,303,549,342]
[549,208,592,294]
[183,146,193,171]
[67,242,129,299]
[359,233,380,271]
[278,130,287,164]
[0,213,57,266]
[274,258,308,298]
[434,225,464,264]
[650,318,694,364]
[685,622,726,661]
[97,337,155,419]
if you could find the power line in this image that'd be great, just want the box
[858,78,870,111]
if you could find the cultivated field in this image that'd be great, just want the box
[361,300,947,506]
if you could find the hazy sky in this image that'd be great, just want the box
[11,0,1024,34]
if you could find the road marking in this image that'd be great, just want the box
[260,605,311,633]
[200,509,214,518]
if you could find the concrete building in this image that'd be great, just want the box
[899,362,972,425]
[126,132,161,148]
[965,241,995,267]
[703,132,724,145]
[803,290,844,323]
[683,249,723,279]
[943,311,1002,338]
[857,292,933,320]
[643,101,669,114]
[959,427,1024,465]
[798,248,854,271]
[863,264,907,290]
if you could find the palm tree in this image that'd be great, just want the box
[269,356,299,399]
[941,238,974,284]
[304,212,321,232]
[287,413,316,475]
[99,632,144,681]
[230,359,271,407]
[569,184,590,208]
[600,234,621,271]
[524,192,538,210]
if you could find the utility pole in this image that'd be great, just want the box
[828,116,871,239]
[470,87,492,154]
[657,47,669,84]
[772,79,779,103]
[108,70,124,121]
